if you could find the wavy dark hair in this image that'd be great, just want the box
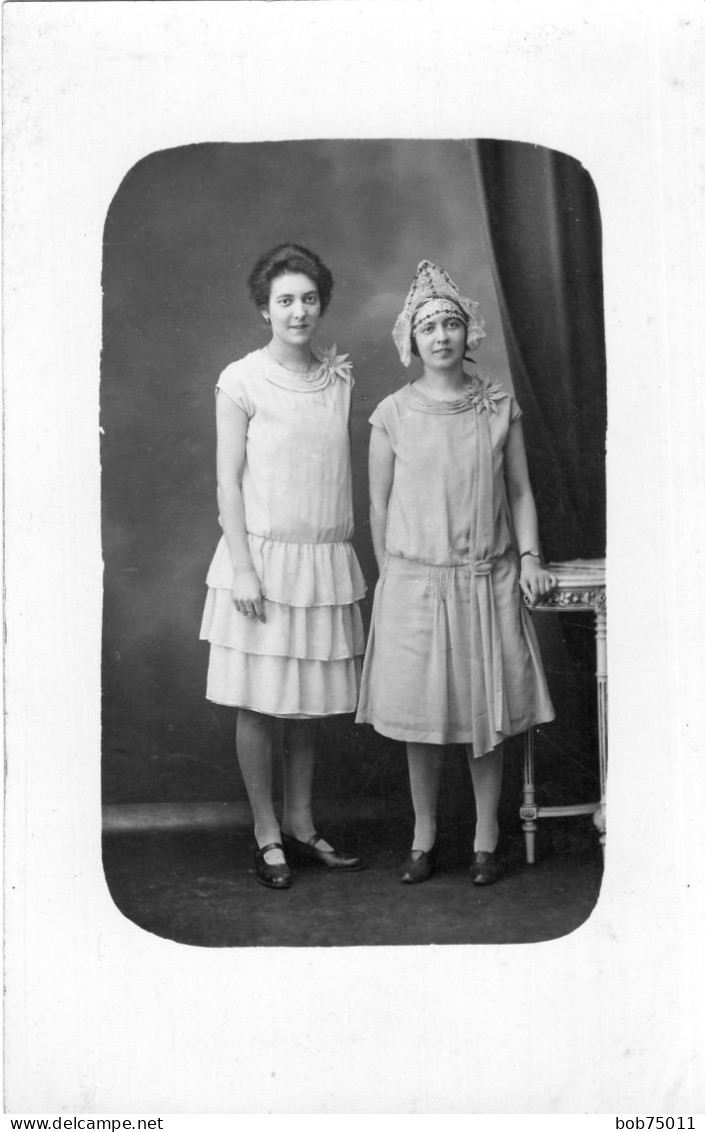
[247,243,334,315]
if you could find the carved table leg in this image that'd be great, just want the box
[594,600,608,851]
[521,728,538,864]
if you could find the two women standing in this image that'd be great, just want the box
[201,246,556,889]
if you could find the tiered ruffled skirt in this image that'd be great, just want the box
[200,533,366,717]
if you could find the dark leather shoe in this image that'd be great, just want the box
[470,850,500,886]
[281,831,363,871]
[254,842,292,890]
[400,848,435,884]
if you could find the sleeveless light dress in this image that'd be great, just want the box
[200,347,366,718]
[355,376,555,755]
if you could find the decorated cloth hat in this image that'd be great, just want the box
[392,259,486,366]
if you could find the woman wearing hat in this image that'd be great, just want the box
[356,261,557,885]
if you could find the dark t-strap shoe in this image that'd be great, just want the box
[470,850,500,886]
[281,831,363,870]
[400,847,435,884]
[254,842,292,889]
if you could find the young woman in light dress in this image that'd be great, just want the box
[356,261,557,885]
[201,244,365,889]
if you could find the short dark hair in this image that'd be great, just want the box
[247,243,334,314]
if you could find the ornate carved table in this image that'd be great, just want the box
[521,558,606,863]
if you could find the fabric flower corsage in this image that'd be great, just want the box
[316,345,353,384]
[466,378,507,414]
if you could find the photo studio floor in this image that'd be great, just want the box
[102,799,603,948]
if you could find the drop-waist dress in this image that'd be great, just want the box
[200,347,366,718]
[355,377,555,754]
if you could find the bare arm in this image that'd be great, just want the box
[368,425,395,572]
[504,418,557,606]
[216,391,264,620]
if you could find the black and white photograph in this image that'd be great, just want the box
[4,0,704,1118]
[100,139,607,948]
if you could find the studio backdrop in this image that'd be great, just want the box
[101,139,606,819]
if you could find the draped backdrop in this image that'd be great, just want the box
[101,140,605,808]
[472,141,607,562]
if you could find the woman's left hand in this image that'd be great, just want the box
[520,558,558,607]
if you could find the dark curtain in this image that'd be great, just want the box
[472,141,606,562]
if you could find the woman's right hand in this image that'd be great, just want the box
[231,568,265,622]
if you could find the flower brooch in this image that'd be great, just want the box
[465,378,507,414]
[317,344,353,384]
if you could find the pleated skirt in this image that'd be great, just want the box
[200,533,366,718]
[356,553,555,752]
